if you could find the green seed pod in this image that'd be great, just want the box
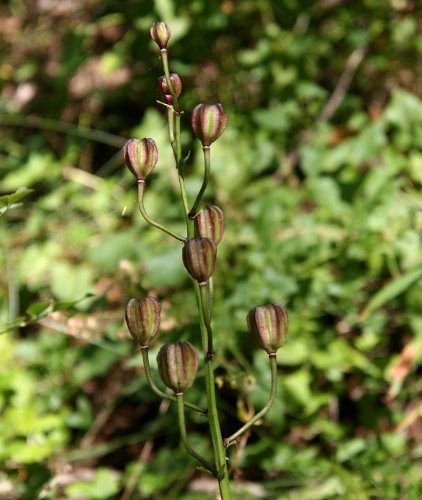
[157,73,182,98]
[156,341,199,393]
[150,21,171,49]
[124,138,158,181]
[191,103,228,147]
[125,297,161,347]
[195,205,225,245]
[182,237,217,284]
[247,304,288,354]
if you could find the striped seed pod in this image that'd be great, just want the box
[157,73,182,98]
[156,341,199,393]
[247,304,288,354]
[125,297,161,347]
[195,205,225,245]
[182,237,217,284]
[150,21,171,50]
[191,103,228,147]
[123,138,158,181]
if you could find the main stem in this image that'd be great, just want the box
[161,49,231,498]
[195,282,231,498]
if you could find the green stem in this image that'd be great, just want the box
[207,277,214,320]
[189,146,211,218]
[141,348,207,417]
[224,354,278,446]
[160,47,231,500]
[161,49,194,236]
[193,281,231,498]
[199,283,213,354]
[166,107,176,153]
[161,50,180,113]
[137,182,185,242]
[176,394,216,474]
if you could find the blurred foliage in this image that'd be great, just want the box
[1,0,422,498]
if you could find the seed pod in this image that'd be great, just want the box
[157,341,199,393]
[157,73,182,98]
[247,304,288,354]
[150,21,171,50]
[125,297,161,347]
[196,205,225,245]
[191,103,228,147]
[182,237,217,284]
[163,94,174,105]
[123,138,158,181]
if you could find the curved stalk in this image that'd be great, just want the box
[176,394,216,474]
[193,281,231,498]
[141,348,207,417]
[224,354,278,447]
[137,182,185,242]
[189,146,210,218]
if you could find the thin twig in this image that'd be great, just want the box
[317,43,369,123]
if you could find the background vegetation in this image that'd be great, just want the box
[1,0,422,498]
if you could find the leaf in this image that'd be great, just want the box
[0,294,94,334]
[0,187,33,215]
[359,266,422,320]
[65,468,120,499]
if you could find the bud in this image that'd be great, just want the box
[195,205,225,245]
[123,138,158,181]
[182,237,217,284]
[191,103,228,147]
[246,304,288,354]
[163,94,174,105]
[150,21,171,50]
[157,73,182,98]
[125,297,161,346]
[157,341,199,393]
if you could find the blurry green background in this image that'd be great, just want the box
[1,0,422,498]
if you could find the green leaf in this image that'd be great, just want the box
[360,266,422,320]
[0,187,33,215]
[0,294,94,334]
[65,468,120,499]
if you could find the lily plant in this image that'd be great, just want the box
[123,21,289,499]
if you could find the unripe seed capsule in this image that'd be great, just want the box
[191,103,228,147]
[157,73,182,97]
[125,297,161,347]
[157,341,199,393]
[123,138,158,181]
[150,21,171,50]
[247,304,288,354]
[182,237,217,284]
[163,94,174,105]
[196,205,225,245]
